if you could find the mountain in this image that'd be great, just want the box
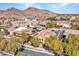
[0,7,27,19]
[0,7,56,20]
[24,7,56,20]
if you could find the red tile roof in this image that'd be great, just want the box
[36,29,56,39]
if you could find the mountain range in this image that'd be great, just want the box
[0,7,56,20]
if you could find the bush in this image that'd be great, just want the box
[19,33,31,43]
[45,34,79,56]
[30,37,41,47]
[45,21,56,29]
[71,24,79,30]
[45,35,63,55]
[16,52,27,56]
[0,28,10,35]
[5,38,22,54]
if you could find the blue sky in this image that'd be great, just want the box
[0,3,79,14]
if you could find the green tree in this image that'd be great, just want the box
[19,33,31,43]
[45,35,57,47]
[64,43,78,56]
[0,34,4,41]
[71,24,79,30]
[51,39,63,55]
[63,34,79,56]
[0,28,10,35]
[66,34,79,49]
[45,21,56,29]
[30,37,41,47]
[66,34,76,44]
[45,35,63,55]
[0,39,7,51]
[11,36,25,44]
[5,38,22,54]
[47,17,56,21]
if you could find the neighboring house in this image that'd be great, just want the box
[66,29,79,35]
[10,26,35,35]
[56,21,71,28]
[37,20,48,26]
[63,24,70,28]
[11,21,29,27]
[35,29,56,43]
[7,26,16,33]
[70,16,76,20]
[8,27,26,34]
[14,27,27,32]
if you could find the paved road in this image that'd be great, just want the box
[22,48,54,56]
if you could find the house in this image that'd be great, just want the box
[14,27,27,32]
[37,20,48,26]
[63,24,70,28]
[9,27,27,34]
[11,21,29,27]
[25,16,36,21]
[35,29,56,43]
[56,21,71,28]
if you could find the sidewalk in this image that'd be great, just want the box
[0,50,14,56]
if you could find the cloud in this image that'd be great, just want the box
[50,3,72,10]
[24,3,42,9]
[60,3,71,7]
[25,3,35,7]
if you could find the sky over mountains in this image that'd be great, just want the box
[0,3,79,14]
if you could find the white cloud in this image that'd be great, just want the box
[25,3,35,8]
[24,3,42,9]
[60,3,71,7]
[34,4,42,9]
[50,3,71,10]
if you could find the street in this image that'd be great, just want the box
[23,48,54,56]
